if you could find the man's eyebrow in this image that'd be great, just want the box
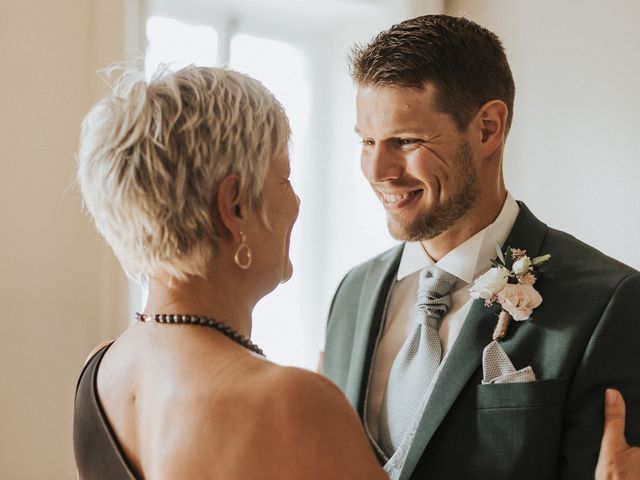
[388,129,436,137]
[353,127,441,140]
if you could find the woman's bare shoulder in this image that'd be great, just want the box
[84,340,113,365]
[157,362,386,479]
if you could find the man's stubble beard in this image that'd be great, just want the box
[387,139,479,242]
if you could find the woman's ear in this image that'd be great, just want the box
[216,175,246,242]
[473,99,508,158]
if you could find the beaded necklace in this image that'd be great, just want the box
[135,312,265,357]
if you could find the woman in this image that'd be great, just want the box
[74,66,386,479]
[597,390,640,480]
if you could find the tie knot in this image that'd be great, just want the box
[415,266,457,326]
[419,265,457,293]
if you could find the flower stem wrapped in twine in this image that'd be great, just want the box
[492,310,512,341]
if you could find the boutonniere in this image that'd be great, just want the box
[469,245,551,341]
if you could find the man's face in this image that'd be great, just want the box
[355,84,478,241]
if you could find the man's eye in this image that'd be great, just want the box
[397,138,417,146]
[360,139,374,146]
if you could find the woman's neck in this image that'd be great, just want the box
[144,272,254,339]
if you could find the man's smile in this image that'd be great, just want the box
[378,188,423,210]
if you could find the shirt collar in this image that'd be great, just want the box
[396,193,520,283]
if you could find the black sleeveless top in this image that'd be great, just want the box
[73,343,140,479]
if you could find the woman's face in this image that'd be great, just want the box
[251,153,299,288]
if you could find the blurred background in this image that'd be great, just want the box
[1,0,639,477]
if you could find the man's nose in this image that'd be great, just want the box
[362,145,403,183]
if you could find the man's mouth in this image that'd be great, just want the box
[379,189,423,209]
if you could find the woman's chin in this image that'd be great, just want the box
[280,260,294,284]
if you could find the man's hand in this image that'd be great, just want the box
[596,389,640,479]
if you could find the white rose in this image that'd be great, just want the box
[497,283,543,321]
[469,267,510,300]
[512,256,532,275]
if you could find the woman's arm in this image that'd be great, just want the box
[596,389,640,480]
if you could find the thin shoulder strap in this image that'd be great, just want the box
[74,342,139,479]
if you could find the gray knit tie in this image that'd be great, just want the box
[378,265,457,458]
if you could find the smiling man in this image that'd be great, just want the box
[322,14,640,480]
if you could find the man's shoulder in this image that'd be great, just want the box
[515,201,636,279]
[543,225,638,278]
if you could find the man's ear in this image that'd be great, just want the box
[473,99,508,158]
[216,175,246,242]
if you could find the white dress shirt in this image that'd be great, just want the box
[365,194,520,442]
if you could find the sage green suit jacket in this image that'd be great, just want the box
[322,203,640,479]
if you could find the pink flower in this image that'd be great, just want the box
[497,283,542,321]
[518,272,537,285]
[510,248,527,260]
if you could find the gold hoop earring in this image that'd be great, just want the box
[234,231,252,270]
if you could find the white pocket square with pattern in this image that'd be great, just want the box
[481,340,537,384]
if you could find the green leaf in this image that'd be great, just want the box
[490,259,503,269]
[504,245,514,270]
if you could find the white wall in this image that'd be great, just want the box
[446,0,640,268]
[0,1,142,478]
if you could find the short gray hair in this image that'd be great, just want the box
[77,66,290,281]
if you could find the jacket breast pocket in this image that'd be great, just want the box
[476,378,567,409]
[472,379,568,479]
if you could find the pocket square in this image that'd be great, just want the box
[481,340,537,384]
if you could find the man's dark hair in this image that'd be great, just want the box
[349,15,515,133]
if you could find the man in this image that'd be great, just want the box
[322,14,640,479]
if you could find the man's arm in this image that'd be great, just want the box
[561,273,640,478]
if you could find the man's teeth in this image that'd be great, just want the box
[382,191,418,203]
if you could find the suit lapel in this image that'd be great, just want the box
[399,202,548,479]
[345,244,404,414]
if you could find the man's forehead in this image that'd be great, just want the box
[356,85,443,118]
[356,83,439,113]
[356,82,438,97]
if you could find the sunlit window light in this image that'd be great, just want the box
[140,18,314,368]
[230,34,313,368]
[145,16,219,79]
